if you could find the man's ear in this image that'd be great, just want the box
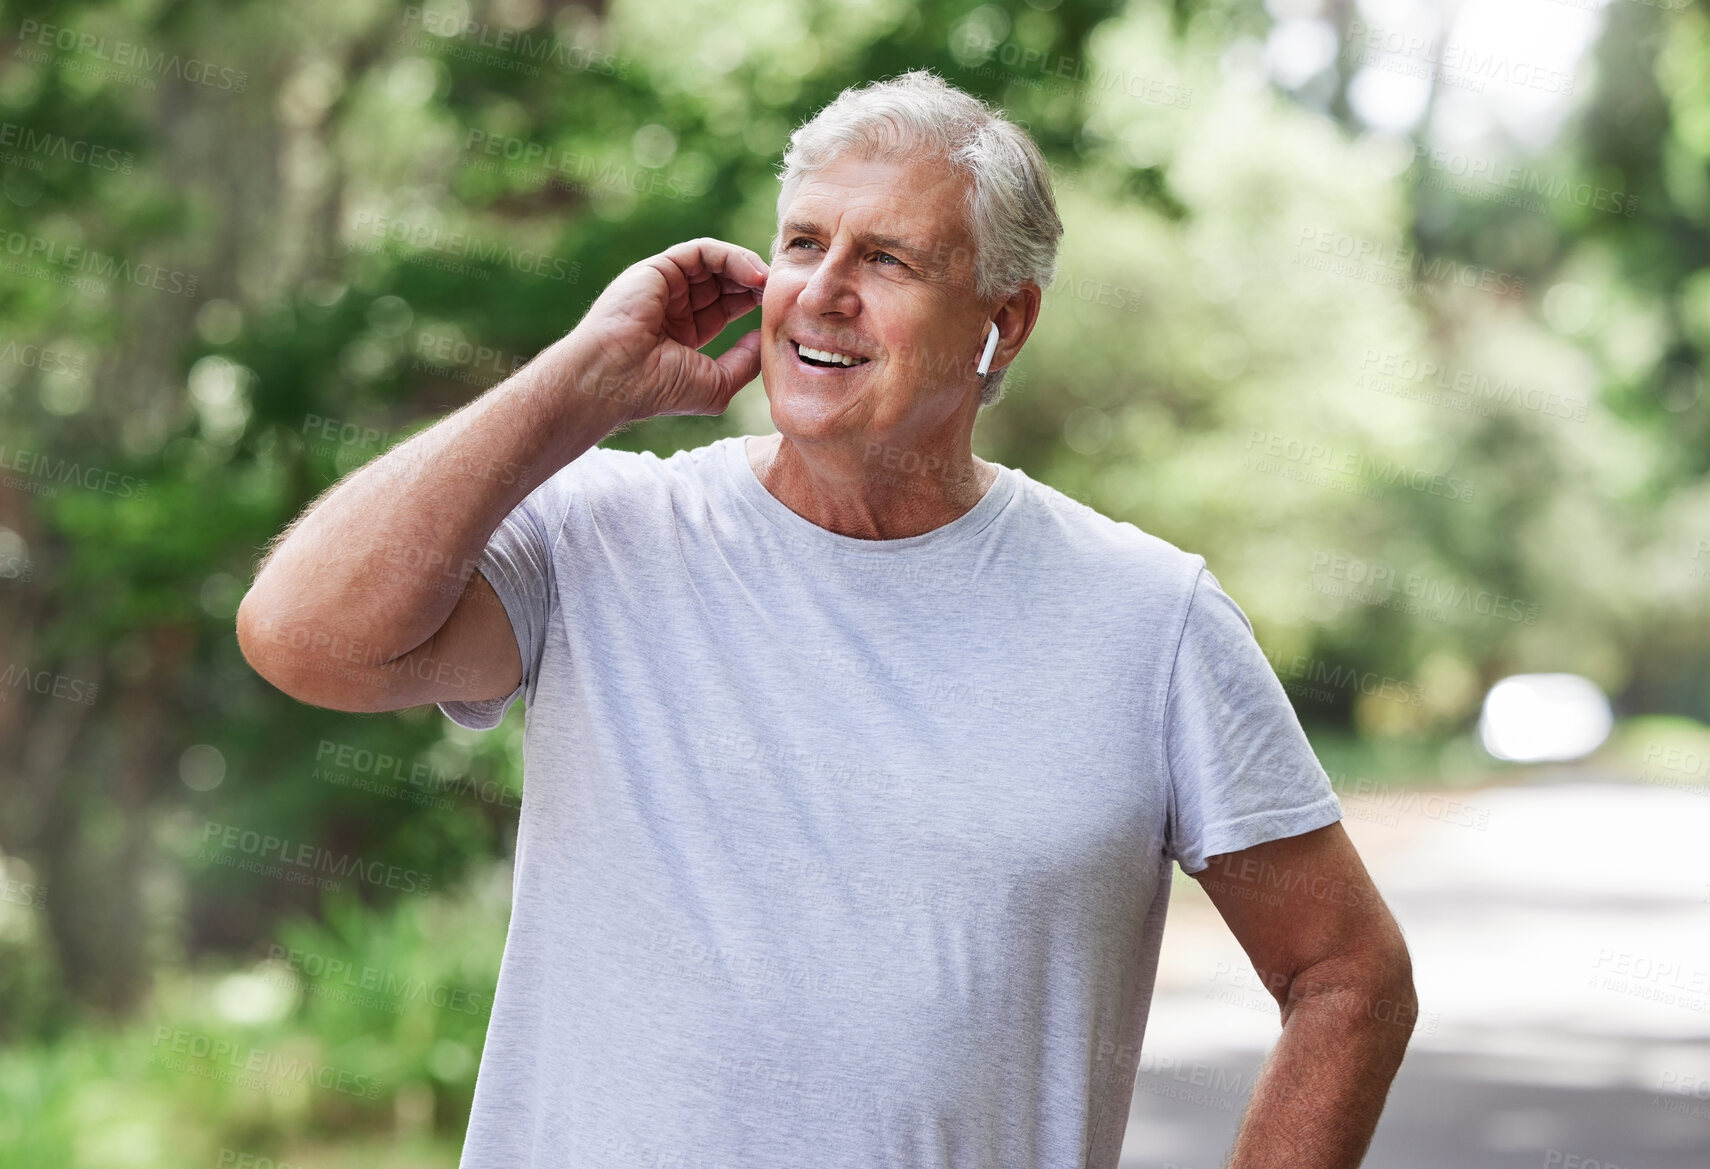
[987,283,1044,373]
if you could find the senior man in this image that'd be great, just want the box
[239,70,1414,1169]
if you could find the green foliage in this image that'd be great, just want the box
[0,862,507,1166]
[2,0,1709,1156]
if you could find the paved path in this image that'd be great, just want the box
[1119,773,1710,1169]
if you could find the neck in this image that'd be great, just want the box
[747,432,998,540]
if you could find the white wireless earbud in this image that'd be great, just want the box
[975,320,1000,376]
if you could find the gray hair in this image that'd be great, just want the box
[775,69,1062,407]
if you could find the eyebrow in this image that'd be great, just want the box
[779,220,943,271]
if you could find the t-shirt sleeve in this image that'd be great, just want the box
[436,468,578,731]
[1162,564,1344,873]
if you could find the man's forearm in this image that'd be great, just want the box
[1224,968,1416,1169]
[239,328,632,666]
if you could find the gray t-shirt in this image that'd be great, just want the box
[440,434,1342,1169]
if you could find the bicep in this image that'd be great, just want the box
[291,568,522,714]
[1190,822,1409,1007]
[384,568,523,710]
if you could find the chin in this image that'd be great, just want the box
[767,393,841,438]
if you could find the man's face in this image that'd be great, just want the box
[759,153,991,449]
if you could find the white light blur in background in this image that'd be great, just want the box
[1479,672,1614,762]
[1262,0,1607,145]
[1441,0,1605,152]
[1265,18,1340,90]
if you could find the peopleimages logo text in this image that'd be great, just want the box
[0,444,148,497]
[150,1027,378,1099]
[0,121,135,172]
[349,210,580,282]
[199,821,431,894]
[15,20,249,91]
[0,230,198,296]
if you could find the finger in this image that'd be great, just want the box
[677,274,761,334]
[658,241,767,297]
[708,329,763,407]
[726,283,765,313]
[657,237,768,291]
[636,251,735,328]
[683,277,763,334]
[640,242,767,351]
[688,288,761,345]
[686,273,729,315]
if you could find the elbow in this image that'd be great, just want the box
[235,586,307,685]
[1356,935,1418,1040]
[1281,935,1418,1039]
[236,589,408,713]
[1374,949,1418,1038]
[236,589,310,700]
[235,588,278,678]
[235,589,331,707]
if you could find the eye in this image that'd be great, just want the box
[872,252,901,266]
[787,237,820,251]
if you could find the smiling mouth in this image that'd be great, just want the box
[793,341,871,369]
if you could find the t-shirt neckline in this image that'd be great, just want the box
[721,435,1019,556]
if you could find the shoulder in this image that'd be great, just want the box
[531,436,729,510]
[1005,470,1206,600]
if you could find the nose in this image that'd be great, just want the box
[797,244,860,317]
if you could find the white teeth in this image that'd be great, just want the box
[796,343,868,367]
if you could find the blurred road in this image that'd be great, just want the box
[1120,770,1710,1169]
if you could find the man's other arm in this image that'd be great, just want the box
[1190,822,1416,1169]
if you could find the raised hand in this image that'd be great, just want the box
[572,237,769,421]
